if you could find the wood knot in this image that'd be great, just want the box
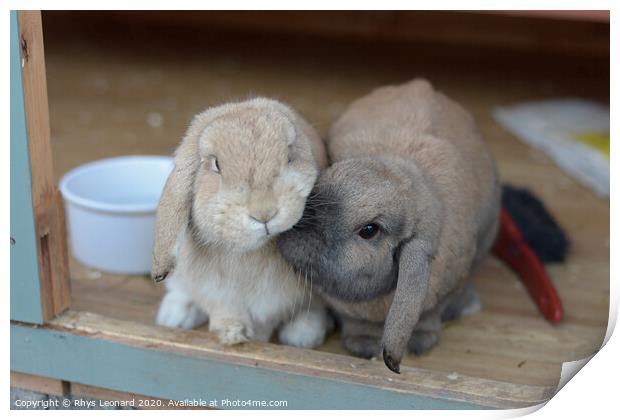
[20,35,28,66]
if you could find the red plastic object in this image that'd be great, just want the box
[492,208,564,323]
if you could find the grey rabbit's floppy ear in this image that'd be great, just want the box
[379,153,443,373]
[151,132,201,282]
[381,238,434,373]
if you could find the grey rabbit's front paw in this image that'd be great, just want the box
[407,330,441,356]
[342,335,381,359]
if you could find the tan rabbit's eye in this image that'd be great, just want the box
[210,156,221,174]
[287,144,295,165]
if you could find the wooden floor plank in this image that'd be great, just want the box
[42,311,553,408]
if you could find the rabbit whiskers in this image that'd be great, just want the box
[307,269,313,314]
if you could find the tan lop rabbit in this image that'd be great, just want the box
[152,98,330,348]
[278,79,501,372]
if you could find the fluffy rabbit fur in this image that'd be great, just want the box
[278,79,500,372]
[153,97,330,348]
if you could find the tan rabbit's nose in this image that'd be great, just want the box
[249,210,278,225]
[248,191,279,224]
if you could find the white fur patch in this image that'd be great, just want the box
[279,308,329,349]
[158,229,328,349]
[156,290,209,329]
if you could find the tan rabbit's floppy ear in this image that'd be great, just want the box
[151,131,201,282]
[381,238,434,373]
[152,103,240,282]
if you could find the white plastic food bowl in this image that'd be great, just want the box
[60,155,174,275]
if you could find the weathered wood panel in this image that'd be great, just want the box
[19,10,71,320]
[11,312,553,409]
[10,10,46,324]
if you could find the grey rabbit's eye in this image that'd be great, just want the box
[210,156,221,174]
[358,223,379,239]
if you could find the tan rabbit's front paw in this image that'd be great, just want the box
[211,319,249,345]
[156,290,209,330]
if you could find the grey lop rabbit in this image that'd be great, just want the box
[277,79,501,372]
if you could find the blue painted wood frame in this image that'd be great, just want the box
[10,10,46,324]
[11,323,489,410]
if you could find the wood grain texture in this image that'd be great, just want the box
[12,320,495,409]
[11,371,70,396]
[19,11,70,320]
[40,12,608,401]
[41,11,610,57]
[41,311,552,408]
[68,255,605,387]
[10,10,46,324]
